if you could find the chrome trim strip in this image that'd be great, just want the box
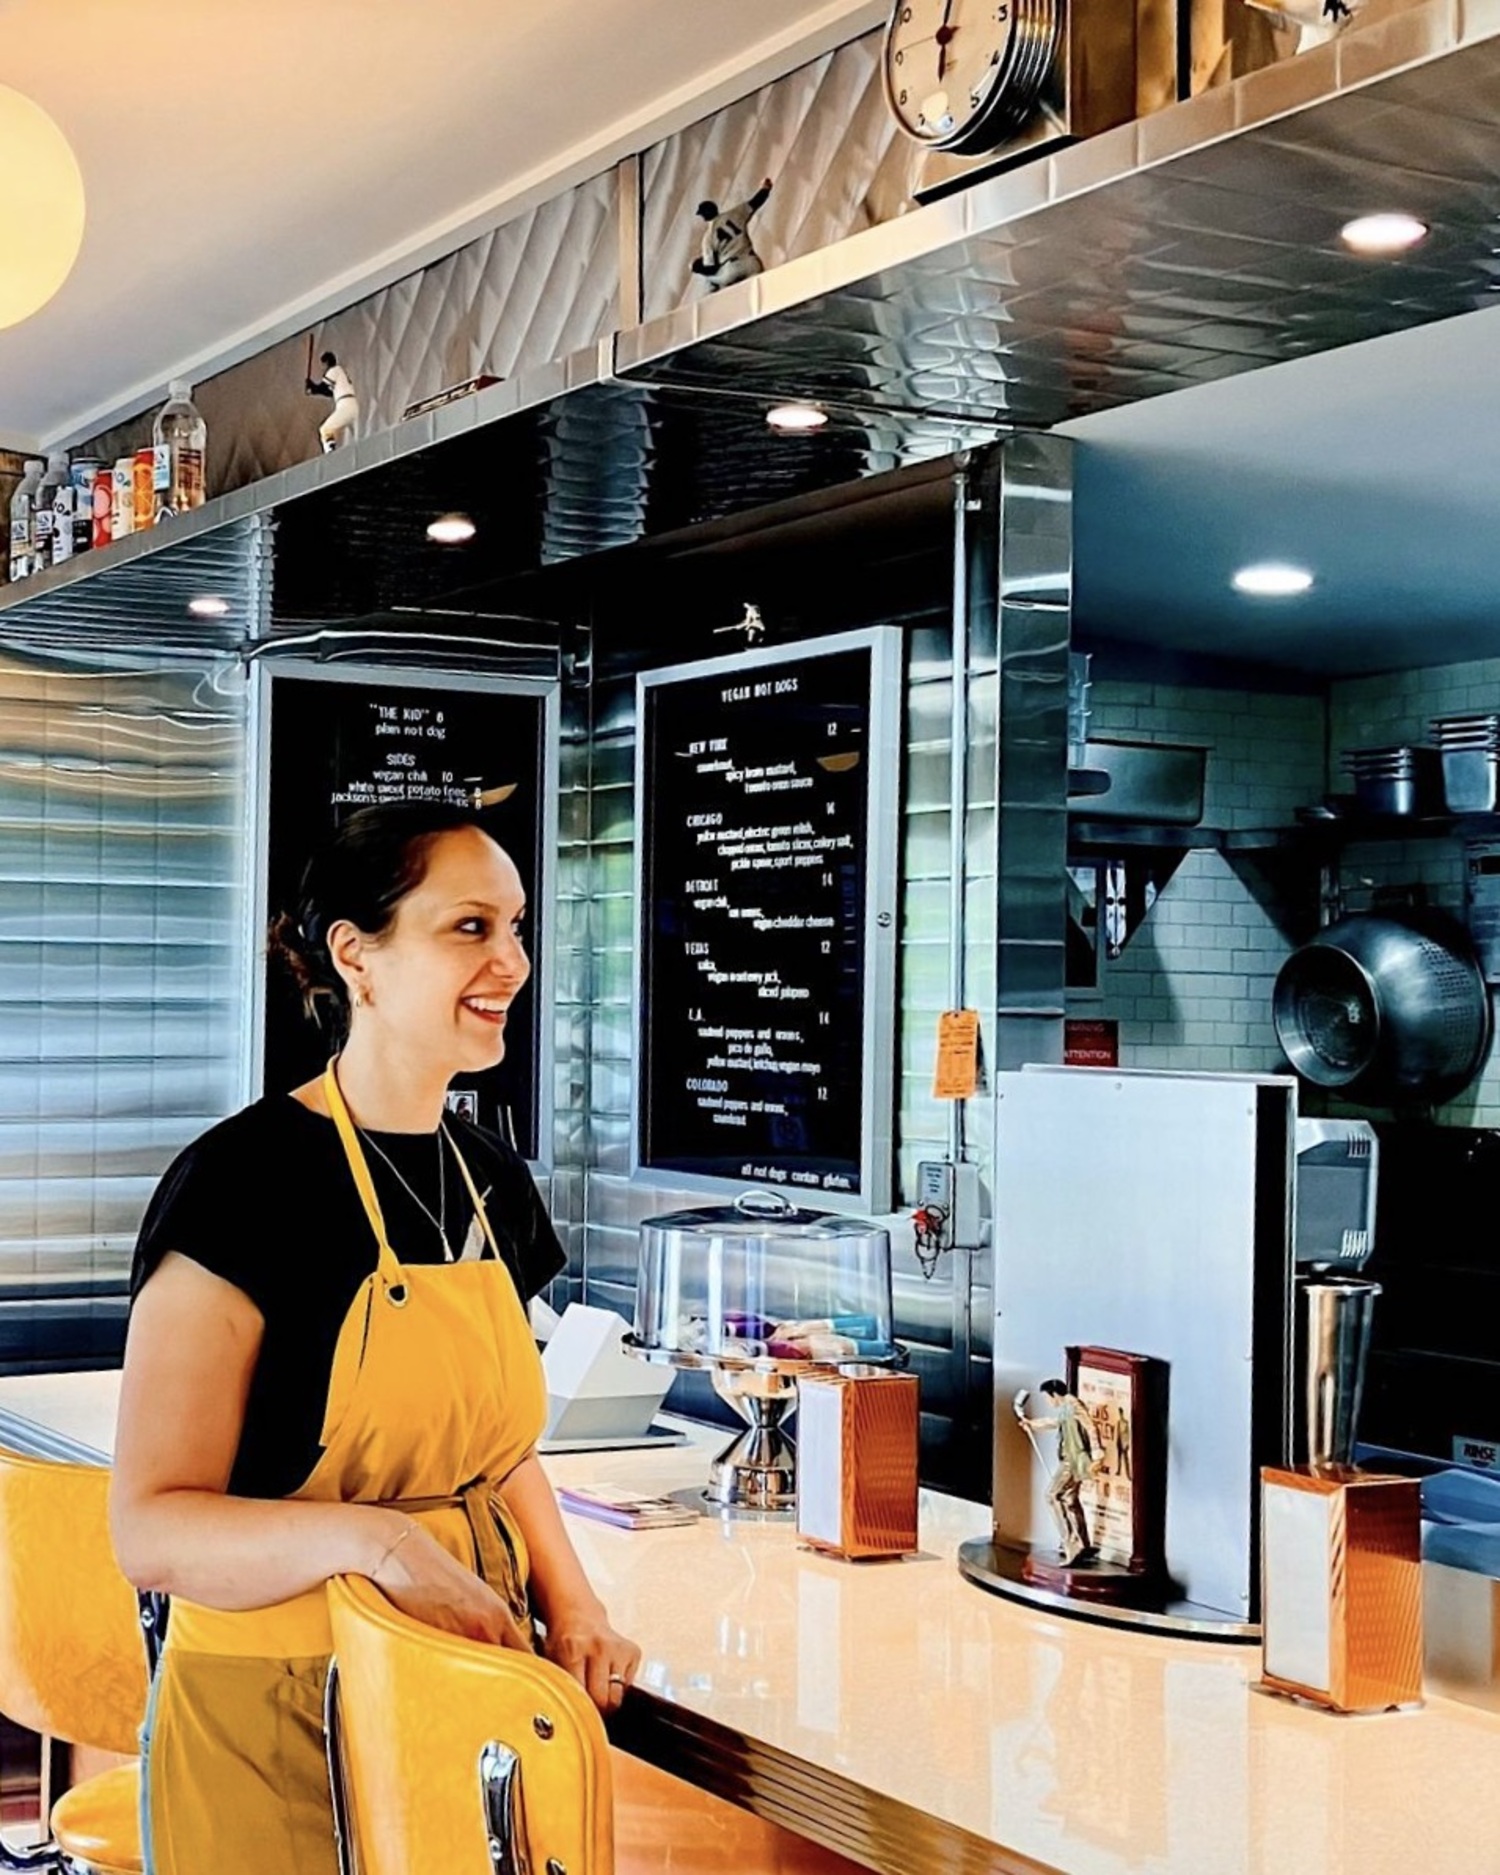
[323,1658,356,1875]
[957,1537,1262,1641]
[610,1689,1062,1875]
[478,1740,533,1875]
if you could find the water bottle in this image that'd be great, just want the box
[152,380,207,522]
[7,458,44,582]
[32,453,69,571]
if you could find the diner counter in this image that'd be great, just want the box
[3,1371,1499,1875]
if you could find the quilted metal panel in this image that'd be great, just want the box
[75,173,620,501]
[642,34,924,324]
[622,3,1500,430]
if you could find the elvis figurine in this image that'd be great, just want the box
[1015,1380,1099,1566]
[305,349,359,453]
[691,179,773,292]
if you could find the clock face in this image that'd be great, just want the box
[881,0,1061,156]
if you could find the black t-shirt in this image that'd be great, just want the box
[130,1096,565,1500]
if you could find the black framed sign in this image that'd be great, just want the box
[258,662,558,1163]
[633,629,900,1207]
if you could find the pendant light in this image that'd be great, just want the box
[0,86,85,330]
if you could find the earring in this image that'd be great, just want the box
[352,988,367,1009]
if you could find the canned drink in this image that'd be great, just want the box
[92,470,113,549]
[50,485,75,564]
[70,462,98,556]
[112,458,135,538]
[132,447,154,533]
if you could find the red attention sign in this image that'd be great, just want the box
[1064,1018,1119,1068]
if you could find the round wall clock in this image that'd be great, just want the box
[881,0,1063,155]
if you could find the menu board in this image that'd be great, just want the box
[262,665,555,1161]
[636,631,898,1202]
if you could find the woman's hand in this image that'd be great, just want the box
[371,1520,530,1649]
[542,1602,643,1713]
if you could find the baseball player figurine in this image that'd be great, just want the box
[691,179,773,292]
[305,349,359,453]
[1243,0,1364,45]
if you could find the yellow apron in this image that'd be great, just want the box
[144,1063,548,1875]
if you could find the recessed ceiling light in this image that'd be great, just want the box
[1340,213,1428,255]
[426,513,476,545]
[1232,563,1315,598]
[187,595,230,618]
[766,402,828,434]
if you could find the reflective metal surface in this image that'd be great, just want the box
[956,1536,1262,1639]
[0,636,249,1368]
[1303,1276,1382,1468]
[1273,909,1492,1102]
[479,1741,533,1875]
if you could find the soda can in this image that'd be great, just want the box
[70,461,99,556]
[92,469,113,549]
[112,458,135,538]
[132,447,154,533]
[51,485,75,564]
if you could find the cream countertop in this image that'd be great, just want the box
[5,1371,1500,1875]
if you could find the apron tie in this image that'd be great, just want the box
[376,1474,533,1637]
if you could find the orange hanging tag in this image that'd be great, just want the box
[933,1009,980,1100]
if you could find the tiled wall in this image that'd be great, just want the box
[1070,657,1500,1126]
[1074,676,1325,1074]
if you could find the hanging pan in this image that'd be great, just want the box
[1272,909,1491,1106]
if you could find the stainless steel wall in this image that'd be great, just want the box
[0,646,249,1369]
[539,442,1071,1492]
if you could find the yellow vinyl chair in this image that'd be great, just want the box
[326,1573,614,1875]
[0,1448,146,1875]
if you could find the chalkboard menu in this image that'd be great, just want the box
[635,630,899,1204]
[261,664,557,1162]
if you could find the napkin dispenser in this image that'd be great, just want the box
[795,1370,919,1559]
[1260,1280,1422,1713]
[540,1305,673,1447]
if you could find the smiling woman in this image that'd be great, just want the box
[108,801,639,1875]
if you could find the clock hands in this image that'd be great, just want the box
[935,0,957,81]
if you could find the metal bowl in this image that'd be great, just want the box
[1273,910,1491,1104]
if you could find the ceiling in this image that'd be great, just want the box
[1064,304,1500,677]
[6,0,1500,684]
[0,0,881,450]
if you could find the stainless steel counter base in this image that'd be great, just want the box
[957,1538,1260,1644]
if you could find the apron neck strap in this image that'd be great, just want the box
[322,1059,406,1296]
[442,1124,503,1262]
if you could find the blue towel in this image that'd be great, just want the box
[1421,1467,1500,1578]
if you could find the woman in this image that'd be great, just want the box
[110,802,640,1874]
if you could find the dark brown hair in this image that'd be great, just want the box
[267,802,487,1036]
